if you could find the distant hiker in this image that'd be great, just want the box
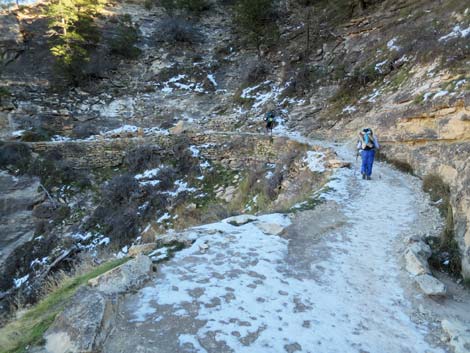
[357,128,379,180]
[264,110,275,134]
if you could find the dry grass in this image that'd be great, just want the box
[0,257,129,353]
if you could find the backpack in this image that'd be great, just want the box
[361,133,375,149]
[266,112,274,122]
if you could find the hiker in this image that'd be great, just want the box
[264,110,275,134]
[357,128,379,180]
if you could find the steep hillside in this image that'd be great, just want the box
[1,0,470,340]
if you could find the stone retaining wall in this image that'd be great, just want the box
[27,133,307,170]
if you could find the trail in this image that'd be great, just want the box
[102,137,453,353]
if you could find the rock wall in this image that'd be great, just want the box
[27,133,306,170]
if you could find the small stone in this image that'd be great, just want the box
[226,214,257,226]
[128,243,157,257]
[415,274,447,296]
[256,222,286,236]
[404,247,431,276]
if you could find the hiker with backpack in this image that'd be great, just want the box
[357,128,379,180]
[264,110,275,134]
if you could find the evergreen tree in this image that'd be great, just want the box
[233,0,279,54]
[45,0,106,84]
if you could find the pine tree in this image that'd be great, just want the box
[45,0,106,84]
[233,0,279,54]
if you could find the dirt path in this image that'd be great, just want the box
[102,138,467,353]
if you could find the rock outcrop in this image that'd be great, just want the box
[44,255,153,353]
[0,172,44,268]
[0,14,23,64]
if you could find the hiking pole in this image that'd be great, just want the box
[354,149,359,177]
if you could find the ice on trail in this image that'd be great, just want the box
[104,139,445,353]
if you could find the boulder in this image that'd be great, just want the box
[170,120,190,135]
[404,247,431,276]
[128,243,158,257]
[0,14,23,64]
[88,255,153,295]
[226,214,258,226]
[44,287,112,353]
[441,319,470,353]
[256,222,286,236]
[223,186,237,202]
[415,274,447,296]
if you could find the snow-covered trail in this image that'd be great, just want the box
[103,138,446,353]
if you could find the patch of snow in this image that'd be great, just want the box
[179,334,208,353]
[303,151,326,173]
[439,25,470,41]
[207,74,217,87]
[375,60,388,72]
[200,161,211,169]
[423,92,434,101]
[387,37,401,51]
[51,135,71,142]
[455,79,467,89]
[143,127,170,135]
[98,97,135,118]
[396,55,410,65]
[11,130,26,137]
[432,90,448,100]
[14,274,29,288]
[342,105,357,113]
[157,213,172,224]
[101,125,139,137]
[135,168,161,181]
[30,256,49,269]
[98,237,110,246]
[265,171,274,179]
[241,81,284,110]
[366,89,382,103]
[189,145,200,157]
[161,74,206,94]
[166,180,197,197]
[70,232,94,241]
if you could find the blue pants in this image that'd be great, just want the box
[361,149,375,176]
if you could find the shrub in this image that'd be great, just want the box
[156,166,178,190]
[160,0,210,14]
[101,174,140,206]
[422,174,462,276]
[157,18,202,44]
[71,123,99,139]
[28,158,91,190]
[110,15,141,59]
[124,145,162,173]
[0,143,31,172]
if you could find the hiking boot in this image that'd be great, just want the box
[362,173,366,179]
[366,175,371,180]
